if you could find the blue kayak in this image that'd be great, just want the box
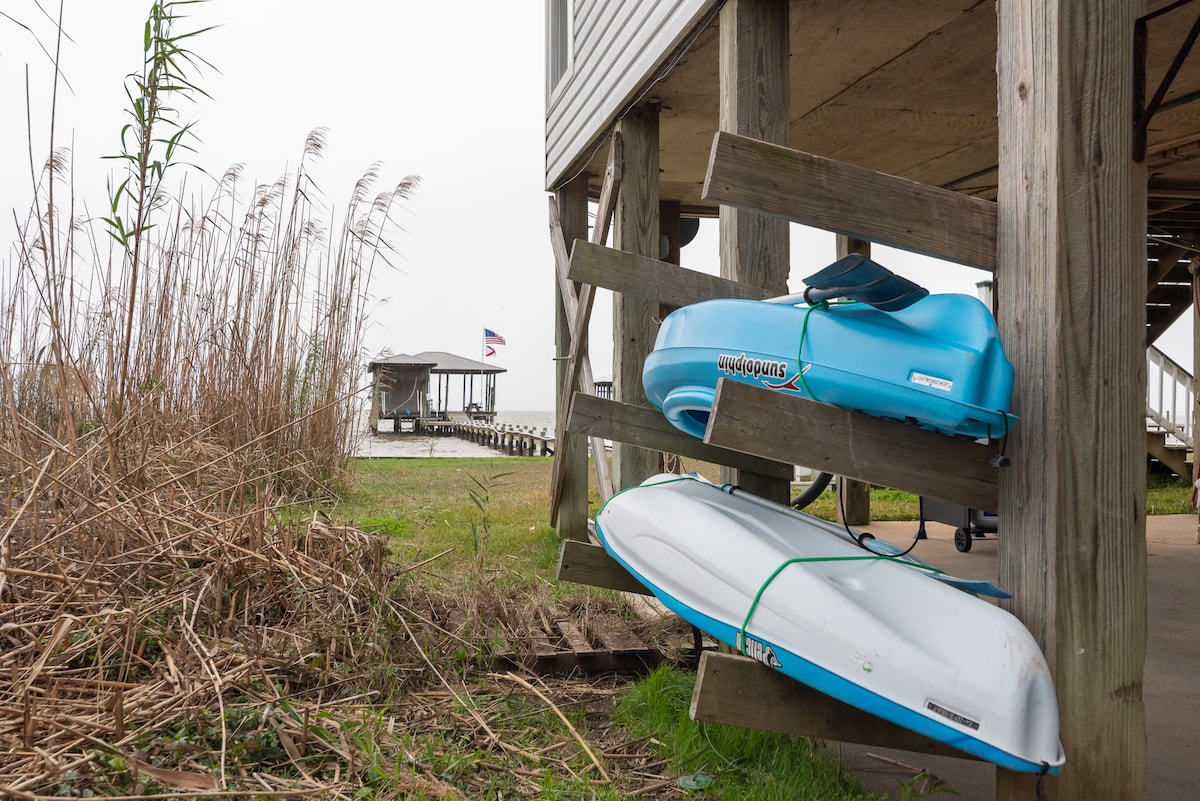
[643,293,1016,440]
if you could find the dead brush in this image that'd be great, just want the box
[0,443,408,795]
[0,4,426,794]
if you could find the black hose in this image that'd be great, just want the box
[790,471,833,510]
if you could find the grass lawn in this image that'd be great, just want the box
[330,456,915,800]
[322,456,1191,800]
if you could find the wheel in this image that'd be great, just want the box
[954,527,973,553]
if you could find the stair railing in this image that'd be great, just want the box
[1146,345,1194,449]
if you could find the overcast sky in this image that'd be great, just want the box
[2,1,1191,410]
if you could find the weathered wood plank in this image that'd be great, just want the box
[595,621,661,672]
[551,133,623,524]
[554,176,592,541]
[492,617,660,675]
[612,106,663,491]
[530,630,558,660]
[996,2,1146,798]
[556,539,653,596]
[568,241,774,307]
[703,130,999,271]
[1195,271,1200,545]
[594,622,649,655]
[1146,242,1187,295]
[555,620,600,670]
[561,133,623,414]
[835,235,872,525]
[717,0,793,506]
[691,651,978,760]
[704,379,999,511]
[548,196,614,523]
[568,392,794,480]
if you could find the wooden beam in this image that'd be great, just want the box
[612,106,663,491]
[568,241,775,307]
[835,235,872,525]
[996,1,1146,798]
[718,0,793,505]
[557,135,623,474]
[554,175,591,541]
[691,651,979,761]
[548,197,614,522]
[719,0,790,295]
[1148,177,1200,199]
[1146,242,1187,295]
[703,130,1000,272]
[550,134,623,525]
[1194,260,1200,545]
[568,392,793,480]
[704,379,999,511]
[562,133,623,407]
[556,539,652,596]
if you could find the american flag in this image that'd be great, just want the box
[484,328,506,346]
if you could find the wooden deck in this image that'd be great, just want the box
[376,418,557,457]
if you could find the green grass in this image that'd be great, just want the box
[1147,472,1193,515]
[802,485,921,522]
[325,458,910,800]
[803,475,1194,520]
[322,456,1193,800]
[615,665,887,801]
[332,457,566,592]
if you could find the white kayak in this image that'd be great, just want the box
[595,473,1065,774]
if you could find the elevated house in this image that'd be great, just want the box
[368,351,505,432]
[546,2,1200,799]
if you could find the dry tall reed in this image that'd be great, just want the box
[1,132,421,792]
[1,7,422,789]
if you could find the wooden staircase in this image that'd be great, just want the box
[1147,238,1196,344]
[1144,186,1199,480]
[1146,343,1193,480]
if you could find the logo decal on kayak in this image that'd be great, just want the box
[926,700,980,731]
[717,352,788,381]
[762,364,812,394]
[742,636,782,669]
[910,371,953,392]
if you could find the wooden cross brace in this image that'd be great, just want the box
[549,133,623,523]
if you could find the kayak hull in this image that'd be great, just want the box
[595,474,1064,774]
[643,295,1017,440]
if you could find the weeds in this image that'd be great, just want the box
[0,2,421,796]
[615,665,887,800]
[467,468,514,567]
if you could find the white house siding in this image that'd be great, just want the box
[545,0,717,191]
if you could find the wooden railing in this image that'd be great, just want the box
[1146,344,1193,449]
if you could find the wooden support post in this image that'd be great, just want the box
[612,105,663,491]
[1195,253,1200,544]
[835,235,871,526]
[717,0,792,505]
[996,2,1146,799]
[549,134,622,524]
[554,176,591,541]
[659,199,682,268]
[548,202,615,517]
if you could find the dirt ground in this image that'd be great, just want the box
[835,515,1199,801]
